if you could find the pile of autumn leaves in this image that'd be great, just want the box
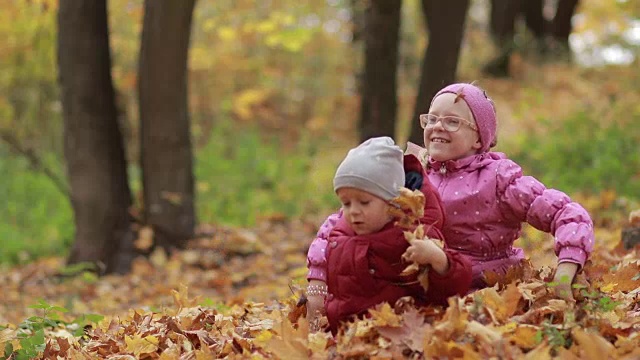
[1,197,640,359]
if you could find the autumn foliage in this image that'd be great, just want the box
[1,199,639,359]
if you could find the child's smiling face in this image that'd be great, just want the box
[336,187,393,235]
[424,93,482,162]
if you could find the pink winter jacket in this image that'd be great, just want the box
[427,152,594,288]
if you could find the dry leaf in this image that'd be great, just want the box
[629,209,640,226]
[571,328,616,360]
[134,226,154,251]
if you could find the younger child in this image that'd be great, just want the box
[414,82,595,298]
[306,137,472,333]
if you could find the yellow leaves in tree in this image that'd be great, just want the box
[233,88,271,121]
[217,26,236,41]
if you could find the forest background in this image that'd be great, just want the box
[0,0,640,358]
[2,0,638,265]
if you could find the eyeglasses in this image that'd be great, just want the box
[419,114,478,132]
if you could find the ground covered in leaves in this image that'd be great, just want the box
[1,204,640,359]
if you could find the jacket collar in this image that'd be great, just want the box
[428,152,506,175]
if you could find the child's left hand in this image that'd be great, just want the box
[552,262,579,302]
[402,239,449,275]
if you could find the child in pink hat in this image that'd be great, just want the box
[416,82,594,299]
[308,83,594,305]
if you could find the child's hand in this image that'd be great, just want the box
[552,262,579,303]
[306,295,325,331]
[402,239,450,275]
[305,280,327,331]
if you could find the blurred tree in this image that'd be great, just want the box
[408,0,470,145]
[483,0,580,77]
[57,0,197,274]
[57,0,134,274]
[138,0,197,251]
[358,0,402,141]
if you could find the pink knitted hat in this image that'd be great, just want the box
[433,83,497,153]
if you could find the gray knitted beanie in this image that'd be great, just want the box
[333,136,405,201]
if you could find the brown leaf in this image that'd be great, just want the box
[571,327,616,360]
[523,341,553,360]
[377,307,431,352]
[601,261,640,292]
[266,318,310,360]
[475,285,522,323]
[134,226,154,251]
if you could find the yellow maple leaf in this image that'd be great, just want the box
[369,303,402,327]
[390,188,432,292]
[125,335,159,357]
[266,317,309,360]
[509,325,540,350]
[389,188,425,227]
[171,284,200,311]
[600,282,617,293]
[158,344,181,360]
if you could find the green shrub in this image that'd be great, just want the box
[0,149,73,264]
[510,109,640,198]
[195,123,337,226]
[0,124,339,265]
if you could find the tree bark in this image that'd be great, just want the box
[551,0,579,44]
[408,0,469,145]
[138,0,197,250]
[58,0,134,274]
[358,0,402,142]
[523,0,545,39]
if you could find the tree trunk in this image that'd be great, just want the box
[350,0,366,44]
[489,0,520,44]
[139,0,197,250]
[483,0,522,78]
[408,0,469,145]
[551,0,579,44]
[358,0,402,142]
[523,0,545,39]
[58,0,134,274]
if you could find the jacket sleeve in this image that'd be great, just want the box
[495,159,594,267]
[405,154,446,241]
[307,210,342,281]
[404,153,424,174]
[419,180,446,241]
[425,249,472,305]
